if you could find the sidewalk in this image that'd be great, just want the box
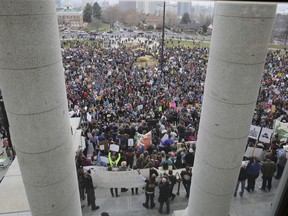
[80,175,279,216]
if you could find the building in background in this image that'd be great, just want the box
[55,0,61,7]
[119,0,136,11]
[82,0,96,9]
[177,2,191,16]
[102,0,109,9]
[136,1,157,15]
[57,5,83,27]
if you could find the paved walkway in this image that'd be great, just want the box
[0,163,280,216]
[79,174,279,216]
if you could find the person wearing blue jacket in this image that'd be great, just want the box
[245,157,261,192]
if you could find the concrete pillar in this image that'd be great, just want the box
[186,2,276,216]
[0,1,82,216]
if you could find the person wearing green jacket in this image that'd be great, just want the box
[259,155,276,191]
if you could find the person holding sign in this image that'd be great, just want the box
[138,169,157,209]
[108,151,121,168]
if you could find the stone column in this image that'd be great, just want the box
[0,1,82,215]
[186,2,276,216]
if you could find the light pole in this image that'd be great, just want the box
[160,1,166,76]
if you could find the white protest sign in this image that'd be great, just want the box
[259,127,273,143]
[110,144,120,152]
[138,104,143,111]
[87,113,92,122]
[100,156,109,164]
[69,111,76,117]
[161,134,169,143]
[99,145,105,151]
[248,125,261,140]
[81,136,86,147]
[87,133,92,138]
[128,139,134,147]
[244,147,263,158]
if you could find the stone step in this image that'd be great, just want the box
[173,208,186,216]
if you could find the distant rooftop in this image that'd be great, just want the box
[57,6,83,15]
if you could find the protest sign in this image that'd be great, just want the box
[87,113,92,122]
[128,139,134,147]
[100,156,109,164]
[81,136,86,147]
[99,145,105,151]
[110,144,120,152]
[244,147,262,158]
[138,104,143,111]
[248,125,261,140]
[259,127,273,143]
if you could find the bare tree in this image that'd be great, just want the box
[166,11,178,26]
[102,5,123,26]
[122,9,141,27]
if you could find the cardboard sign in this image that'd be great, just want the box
[110,144,120,152]
[259,127,273,143]
[87,113,92,122]
[128,139,134,147]
[248,125,261,140]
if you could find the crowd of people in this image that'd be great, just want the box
[62,34,287,213]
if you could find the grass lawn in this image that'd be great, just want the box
[166,40,210,48]
[77,23,110,32]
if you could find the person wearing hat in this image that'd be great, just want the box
[184,148,195,167]
[158,175,171,214]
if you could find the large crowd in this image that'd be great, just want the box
[60,34,287,213]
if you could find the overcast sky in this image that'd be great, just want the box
[70,0,288,12]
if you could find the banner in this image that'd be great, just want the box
[248,125,261,140]
[83,166,187,188]
[87,167,150,188]
[259,127,273,143]
[273,120,288,142]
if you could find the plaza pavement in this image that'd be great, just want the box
[0,159,279,216]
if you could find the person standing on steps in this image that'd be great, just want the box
[83,170,100,211]
[138,169,157,209]
[234,163,247,197]
[259,155,276,191]
[180,166,192,198]
[158,175,171,214]
[168,169,177,200]
[245,157,261,192]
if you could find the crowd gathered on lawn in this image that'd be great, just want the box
[0,33,286,213]
[41,34,288,212]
